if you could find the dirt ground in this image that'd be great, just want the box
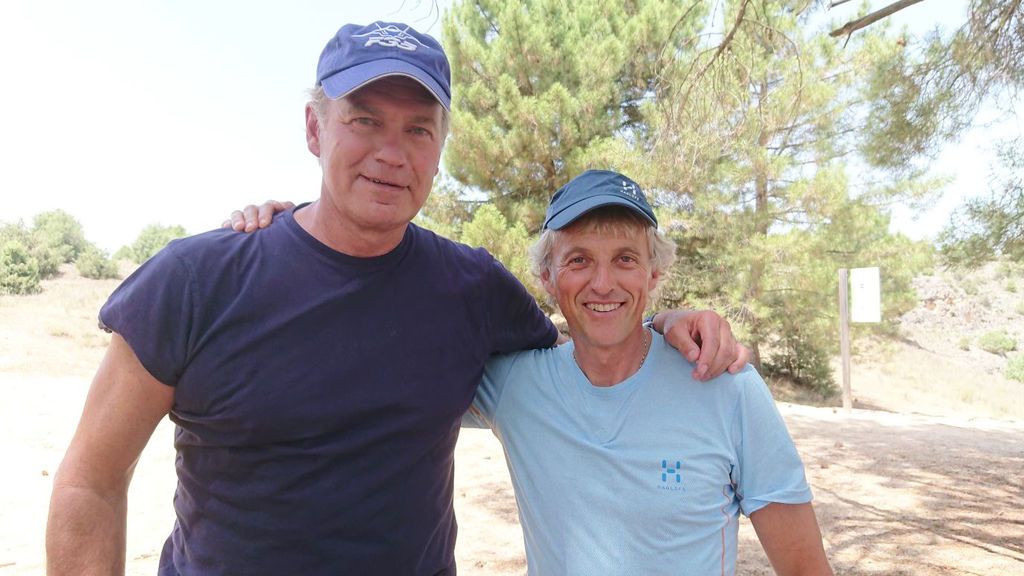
[2,270,1023,574]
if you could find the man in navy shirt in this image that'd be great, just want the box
[46,21,745,575]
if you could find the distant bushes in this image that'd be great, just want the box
[978,330,1017,355]
[76,245,119,280]
[32,210,89,265]
[1006,355,1024,382]
[0,213,195,296]
[115,224,187,264]
[0,240,41,295]
[0,210,131,295]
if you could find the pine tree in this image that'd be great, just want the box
[443,0,945,389]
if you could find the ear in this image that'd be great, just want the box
[540,267,557,298]
[648,268,661,293]
[305,104,321,158]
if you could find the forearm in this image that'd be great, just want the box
[46,335,172,575]
[751,502,833,576]
[46,472,130,575]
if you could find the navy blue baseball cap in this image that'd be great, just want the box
[543,170,658,230]
[316,22,451,110]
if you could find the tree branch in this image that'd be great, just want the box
[829,0,927,38]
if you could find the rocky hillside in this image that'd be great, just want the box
[897,262,1024,375]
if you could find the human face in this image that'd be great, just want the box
[305,76,444,239]
[542,221,660,354]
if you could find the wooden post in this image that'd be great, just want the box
[839,268,852,412]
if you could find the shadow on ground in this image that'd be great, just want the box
[736,409,1024,575]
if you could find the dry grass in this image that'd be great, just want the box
[0,265,118,377]
[832,336,1024,421]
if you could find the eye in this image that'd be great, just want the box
[353,117,379,126]
[408,126,432,137]
[569,256,586,265]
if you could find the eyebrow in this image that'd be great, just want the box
[346,100,380,116]
[346,99,439,127]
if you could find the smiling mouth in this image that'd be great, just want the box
[367,176,404,189]
[586,303,622,312]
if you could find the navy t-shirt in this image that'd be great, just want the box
[99,209,556,575]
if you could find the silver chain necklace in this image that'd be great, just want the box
[573,328,652,374]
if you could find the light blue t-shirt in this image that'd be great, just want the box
[466,332,812,576]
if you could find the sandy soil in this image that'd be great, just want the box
[2,270,1023,574]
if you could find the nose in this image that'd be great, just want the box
[373,131,407,167]
[589,262,615,294]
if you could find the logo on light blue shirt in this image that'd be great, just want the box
[661,459,682,483]
[658,459,685,491]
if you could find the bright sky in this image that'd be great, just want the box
[1,0,1017,252]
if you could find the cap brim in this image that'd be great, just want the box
[544,194,657,230]
[320,59,450,110]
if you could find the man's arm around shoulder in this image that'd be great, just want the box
[46,334,173,576]
[750,501,834,576]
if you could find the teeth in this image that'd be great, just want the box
[586,303,620,312]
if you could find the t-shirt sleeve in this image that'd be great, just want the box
[98,242,197,387]
[731,367,813,516]
[483,256,557,353]
[462,353,517,429]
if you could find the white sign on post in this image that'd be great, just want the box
[850,267,881,323]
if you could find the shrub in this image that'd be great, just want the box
[122,224,188,264]
[1016,301,1024,316]
[0,222,28,244]
[1007,278,1018,293]
[32,210,88,264]
[0,240,42,295]
[762,329,837,396]
[1006,355,1024,382]
[76,245,120,280]
[978,330,1017,355]
[957,336,971,351]
[458,205,537,301]
[31,244,64,279]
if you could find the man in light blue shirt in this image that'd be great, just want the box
[466,170,833,575]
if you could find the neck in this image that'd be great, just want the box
[572,327,651,387]
[294,200,408,257]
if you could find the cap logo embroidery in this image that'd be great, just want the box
[621,180,640,201]
[353,23,422,51]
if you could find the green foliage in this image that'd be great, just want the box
[861,0,1023,172]
[1005,354,1024,382]
[978,330,1017,355]
[1016,301,1024,315]
[0,240,42,295]
[941,140,1024,267]
[121,224,188,264]
[31,210,89,268]
[457,204,541,302]
[958,336,971,351]
[443,0,709,230]
[415,175,480,239]
[76,244,120,280]
[1,220,62,279]
[762,329,836,396]
[1007,278,1018,292]
[441,0,960,392]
